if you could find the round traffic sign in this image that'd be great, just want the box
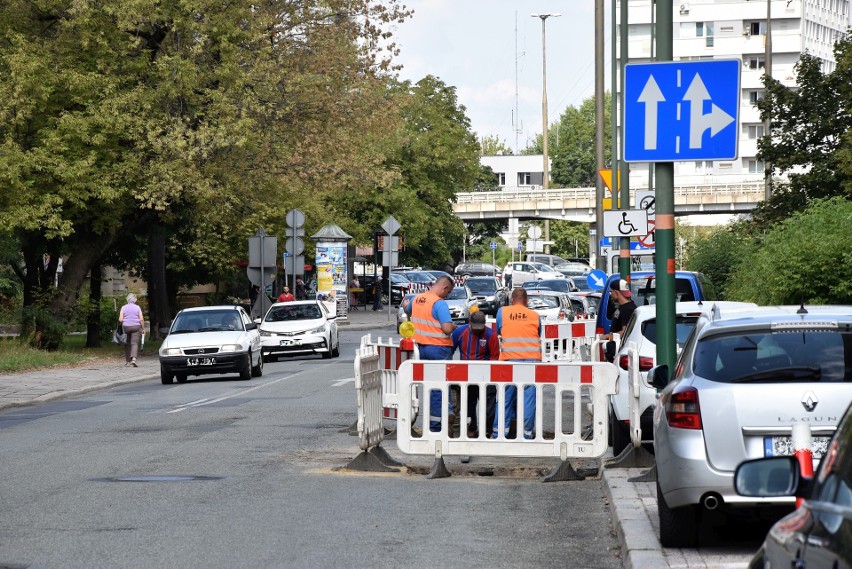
[527,225,542,239]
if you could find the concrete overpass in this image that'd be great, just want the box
[453,179,765,223]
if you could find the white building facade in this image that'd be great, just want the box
[618,0,850,189]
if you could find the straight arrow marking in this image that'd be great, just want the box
[637,75,665,150]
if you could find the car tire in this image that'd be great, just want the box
[657,480,699,548]
[160,366,174,385]
[176,374,188,384]
[251,351,264,377]
[240,353,252,380]
[610,406,631,456]
[331,338,340,358]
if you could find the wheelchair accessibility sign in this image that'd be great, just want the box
[603,209,649,238]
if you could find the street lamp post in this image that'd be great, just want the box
[532,12,560,254]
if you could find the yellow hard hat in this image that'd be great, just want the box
[399,321,415,338]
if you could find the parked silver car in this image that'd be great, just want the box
[649,305,852,547]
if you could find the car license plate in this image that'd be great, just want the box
[764,435,831,459]
[187,357,215,366]
[280,339,301,346]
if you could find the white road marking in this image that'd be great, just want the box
[332,377,355,387]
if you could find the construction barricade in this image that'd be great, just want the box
[540,319,597,362]
[396,359,618,479]
[361,334,420,421]
[346,337,404,472]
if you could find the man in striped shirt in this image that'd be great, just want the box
[452,310,500,437]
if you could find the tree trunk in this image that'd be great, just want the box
[47,233,116,321]
[147,226,171,341]
[86,261,103,348]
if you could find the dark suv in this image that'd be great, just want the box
[454,261,502,279]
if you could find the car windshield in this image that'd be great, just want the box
[172,311,242,333]
[466,279,496,293]
[446,287,468,300]
[693,330,852,383]
[527,295,560,309]
[532,263,551,272]
[629,277,697,305]
[405,272,434,284]
[265,304,323,322]
[572,277,593,292]
[537,280,569,292]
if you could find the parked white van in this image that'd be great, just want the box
[509,261,566,287]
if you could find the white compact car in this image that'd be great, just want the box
[159,305,263,384]
[258,301,339,361]
[525,290,575,321]
[509,261,566,287]
[609,301,757,455]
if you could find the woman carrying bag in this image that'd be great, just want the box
[118,293,145,367]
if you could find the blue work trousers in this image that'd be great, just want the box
[492,359,537,439]
[419,344,455,432]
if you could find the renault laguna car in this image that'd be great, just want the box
[649,305,852,547]
[258,300,340,361]
[159,305,263,384]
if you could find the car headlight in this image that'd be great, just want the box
[163,348,182,356]
[259,329,272,337]
[220,344,241,353]
[308,325,326,334]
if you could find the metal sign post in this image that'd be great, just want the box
[382,216,401,321]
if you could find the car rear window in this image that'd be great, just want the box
[693,330,852,383]
[641,315,701,347]
[630,277,697,305]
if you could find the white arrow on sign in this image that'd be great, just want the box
[638,75,665,151]
[589,272,606,289]
[684,74,735,150]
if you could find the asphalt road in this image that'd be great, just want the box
[0,331,622,569]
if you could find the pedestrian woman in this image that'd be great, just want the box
[118,293,145,367]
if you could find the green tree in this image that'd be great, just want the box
[754,35,852,225]
[725,197,852,304]
[685,220,756,300]
[480,135,512,156]
[549,221,590,260]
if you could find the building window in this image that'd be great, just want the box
[747,125,765,139]
[748,160,765,173]
[496,172,506,186]
[705,22,714,47]
[747,57,765,70]
[518,172,532,185]
[749,90,765,104]
[695,22,704,37]
[749,22,764,36]
[695,160,713,173]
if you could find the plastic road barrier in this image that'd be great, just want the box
[624,341,642,448]
[541,320,598,362]
[360,335,419,420]
[354,339,383,452]
[396,359,618,460]
[792,423,814,508]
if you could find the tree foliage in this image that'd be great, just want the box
[724,197,852,304]
[685,220,757,300]
[754,35,852,224]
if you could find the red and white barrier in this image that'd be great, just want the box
[396,359,618,460]
[354,340,383,451]
[541,319,598,362]
[361,335,419,420]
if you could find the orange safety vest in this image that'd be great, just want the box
[411,291,453,347]
[499,305,541,361]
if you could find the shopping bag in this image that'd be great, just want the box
[112,323,127,344]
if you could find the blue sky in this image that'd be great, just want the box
[387,0,612,154]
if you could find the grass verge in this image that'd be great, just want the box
[0,335,160,374]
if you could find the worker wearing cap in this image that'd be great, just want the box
[452,309,500,438]
[493,287,541,439]
[607,279,636,339]
[406,275,457,432]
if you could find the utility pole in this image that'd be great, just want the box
[594,0,605,270]
[533,12,560,255]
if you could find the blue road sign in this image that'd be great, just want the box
[600,237,653,252]
[587,270,607,291]
[624,60,740,162]
[517,242,523,251]
[490,241,497,249]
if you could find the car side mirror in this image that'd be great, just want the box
[647,365,670,390]
[734,456,805,498]
[254,317,262,324]
[246,322,257,330]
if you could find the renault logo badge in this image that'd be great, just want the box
[801,391,818,412]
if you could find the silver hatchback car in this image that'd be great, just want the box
[649,305,852,547]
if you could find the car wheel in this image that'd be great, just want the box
[251,350,264,377]
[239,353,252,380]
[610,406,631,456]
[657,480,699,548]
[331,336,340,358]
[160,366,174,385]
[176,374,188,384]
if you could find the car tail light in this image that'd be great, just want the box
[665,386,702,430]
[618,355,654,371]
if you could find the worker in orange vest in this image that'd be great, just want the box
[493,287,541,439]
[406,275,458,432]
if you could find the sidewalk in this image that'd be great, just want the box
[0,307,753,568]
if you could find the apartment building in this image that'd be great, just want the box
[618,0,850,188]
